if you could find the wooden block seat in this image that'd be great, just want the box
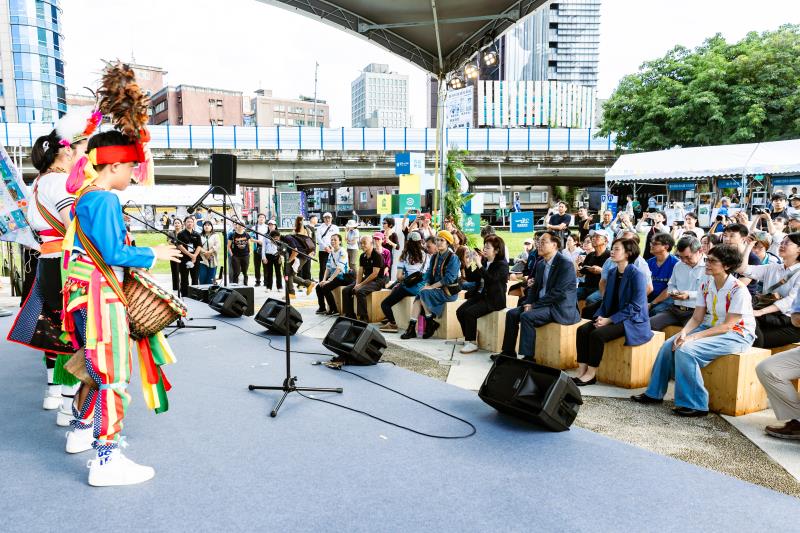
[535,320,590,370]
[476,310,506,353]
[597,332,666,389]
[700,347,772,416]
[391,295,415,330]
[366,289,391,323]
[332,286,343,315]
[433,299,465,340]
[663,325,683,339]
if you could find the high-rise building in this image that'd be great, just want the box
[250,89,329,127]
[0,0,66,122]
[149,85,243,126]
[503,0,600,88]
[351,63,408,128]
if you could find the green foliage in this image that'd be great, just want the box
[444,150,474,228]
[598,25,800,151]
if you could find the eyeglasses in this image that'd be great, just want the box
[705,257,721,265]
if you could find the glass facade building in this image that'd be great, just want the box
[6,0,66,122]
[503,0,600,88]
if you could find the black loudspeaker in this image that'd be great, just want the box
[209,287,248,318]
[322,317,387,365]
[478,357,582,432]
[188,284,215,303]
[254,298,303,335]
[210,153,237,195]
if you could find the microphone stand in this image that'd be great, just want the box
[123,201,216,337]
[190,197,342,418]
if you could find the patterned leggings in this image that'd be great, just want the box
[70,303,132,453]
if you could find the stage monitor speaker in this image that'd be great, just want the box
[210,153,237,195]
[209,287,247,318]
[254,298,303,336]
[322,317,387,365]
[478,357,582,432]
[188,284,214,303]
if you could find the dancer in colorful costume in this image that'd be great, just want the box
[61,63,180,486]
[7,110,101,429]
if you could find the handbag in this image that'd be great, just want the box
[752,293,779,310]
[402,271,423,287]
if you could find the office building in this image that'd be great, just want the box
[149,84,243,126]
[129,63,168,98]
[0,0,66,122]
[250,89,329,127]
[351,63,408,128]
[503,0,600,88]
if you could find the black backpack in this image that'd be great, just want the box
[293,233,315,254]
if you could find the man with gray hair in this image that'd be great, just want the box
[649,235,706,332]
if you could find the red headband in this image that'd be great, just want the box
[94,142,146,164]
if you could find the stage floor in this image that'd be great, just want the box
[2,302,799,532]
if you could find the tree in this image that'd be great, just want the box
[443,150,474,229]
[598,25,800,151]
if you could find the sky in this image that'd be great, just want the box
[62,0,800,128]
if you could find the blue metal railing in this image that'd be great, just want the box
[0,123,617,152]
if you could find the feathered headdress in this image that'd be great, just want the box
[55,109,102,147]
[67,61,155,194]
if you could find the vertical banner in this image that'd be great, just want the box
[399,174,420,194]
[377,194,392,214]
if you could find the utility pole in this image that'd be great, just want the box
[312,61,319,127]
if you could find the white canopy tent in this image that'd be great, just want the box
[605,138,800,183]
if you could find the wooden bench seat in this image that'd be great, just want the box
[535,320,591,370]
[391,295,415,330]
[700,347,772,416]
[597,332,666,389]
[433,300,465,340]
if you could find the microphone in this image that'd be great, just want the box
[187,186,216,214]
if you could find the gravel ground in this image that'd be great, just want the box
[380,342,800,498]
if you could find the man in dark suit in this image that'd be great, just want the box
[493,231,581,361]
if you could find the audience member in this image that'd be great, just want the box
[342,236,388,321]
[633,244,755,417]
[380,231,428,333]
[177,216,202,296]
[546,201,572,244]
[315,234,352,315]
[197,221,220,285]
[637,210,668,260]
[646,233,679,316]
[650,236,706,332]
[401,231,461,340]
[575,238,652,385]
[260,220,282,292]
[252,214,268,286]
[562,233,583,264]
[456,235,510,354]
[722,223,760,295]
[737,234,800,348]
[671,212,704,241]
[345,219,360,269]
[168,218,184,291]
[493,231,580,361]
[316,212,340,281]
[575,207,592,241]
[576,230,610,301]
[755,294,800,440]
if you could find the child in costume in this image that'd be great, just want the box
[7,111,100,431]
[60,62,181,486]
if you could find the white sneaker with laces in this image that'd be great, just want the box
[65,426,94,454]
[87,448,155,487]
[460,342,479,354]
[56,407,73,427]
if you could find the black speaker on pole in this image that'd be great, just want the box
[255,298,303,336]
[478,356,582,432]
[322,317,387,366]
[210,153,237,195]
[208,287,247,318]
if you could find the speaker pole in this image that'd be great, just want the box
[248,244,342,418]
[222,193,228,287]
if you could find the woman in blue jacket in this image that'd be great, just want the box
[401,230,462,339]
[379,231,427,332]
[574,237,652,385]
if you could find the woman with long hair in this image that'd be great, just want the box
[737,234,800,348]
[456,235,510,353]
[198,220,220,285]
[167,218,183,291]
[379,231,427,332]
[7,122,91,428]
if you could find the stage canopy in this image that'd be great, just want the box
[605,139,800,183]
[257,0,546,75]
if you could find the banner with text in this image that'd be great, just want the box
[510,211,534,233]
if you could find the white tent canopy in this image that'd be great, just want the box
[606,138,800,183]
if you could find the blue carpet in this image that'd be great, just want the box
[1,301,799,532]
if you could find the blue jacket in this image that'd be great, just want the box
[528,252,581,325]
[597,263,653,346]
[425,250,461,286]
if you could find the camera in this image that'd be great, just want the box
[675,220,684,226]
[753,207,768,215]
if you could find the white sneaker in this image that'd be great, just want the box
[56,407,73,427]
[65,426,94,454]
[87,448,155,487]
[460,342,479,354]
[43,389,61,410]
